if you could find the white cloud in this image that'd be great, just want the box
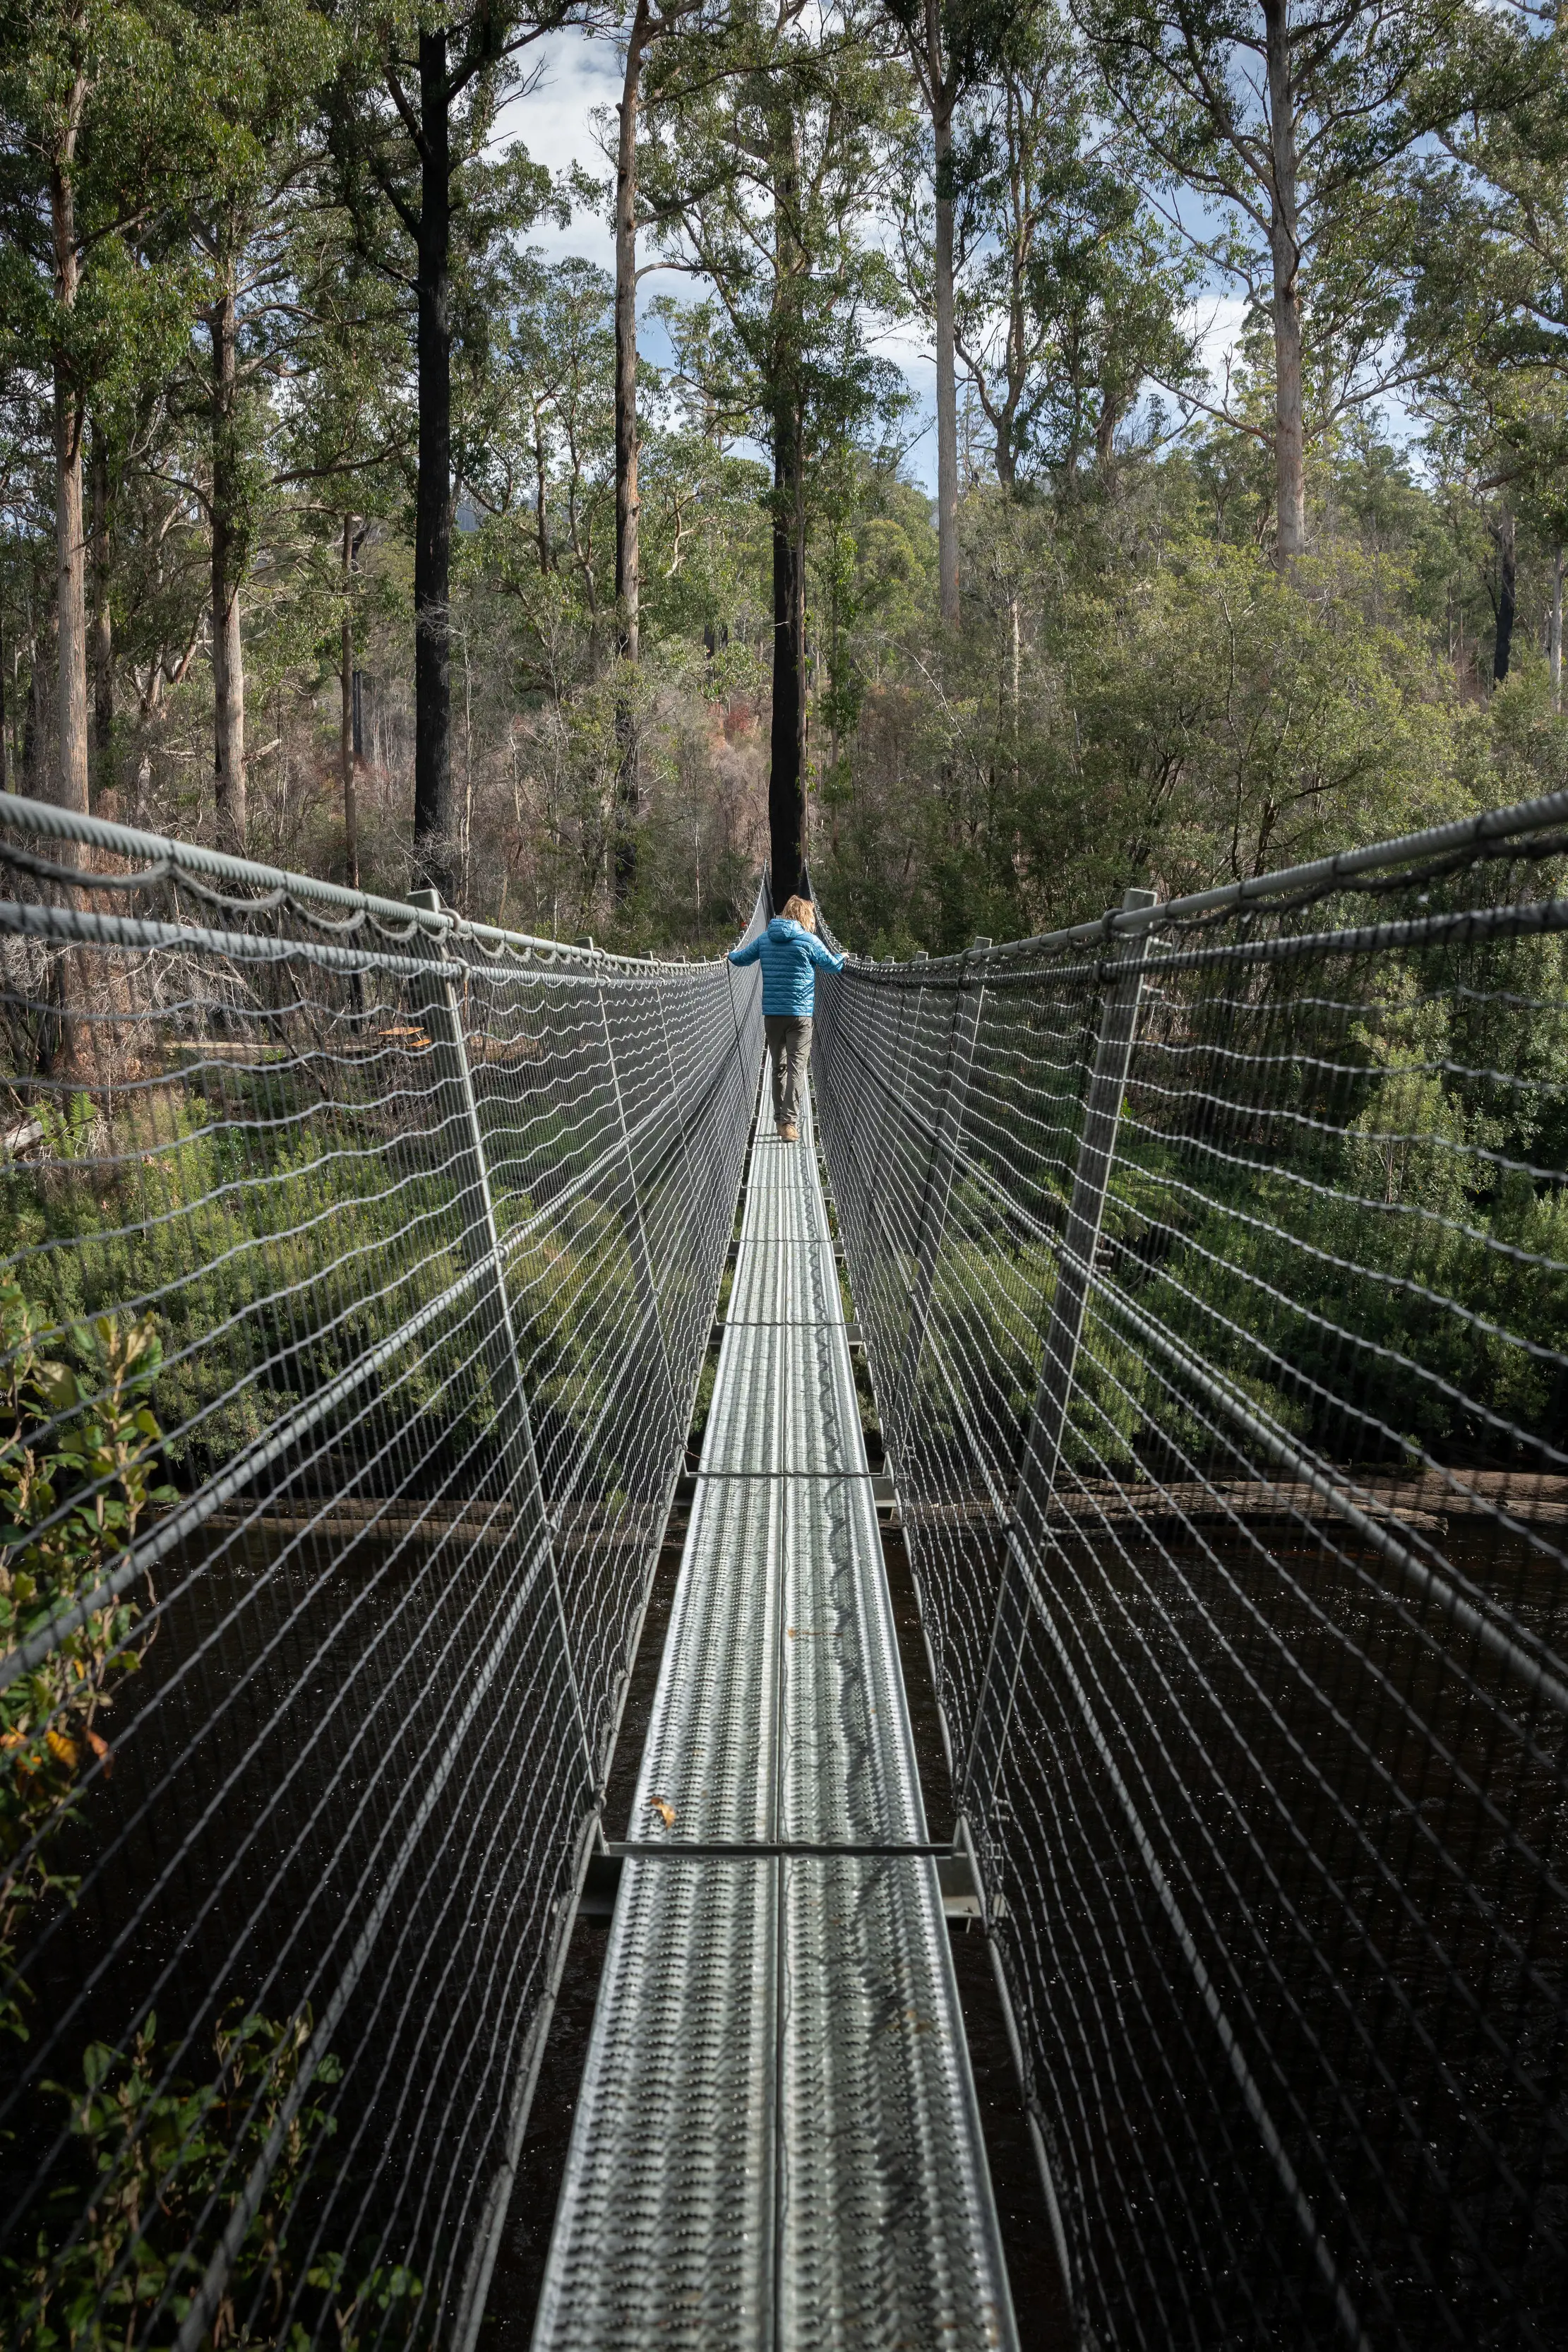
[493,28,621,272]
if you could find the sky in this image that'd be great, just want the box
[497,28,1281,496]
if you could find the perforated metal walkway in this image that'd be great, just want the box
[532,1083,1017,2350]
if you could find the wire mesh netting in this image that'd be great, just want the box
[810,799,1568,2352]
[0,796,762,2350]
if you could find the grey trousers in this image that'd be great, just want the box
[764,1015,812,1127]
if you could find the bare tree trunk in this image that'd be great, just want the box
[768,117,808,905]
[1263,0,1306,568]
[613,0,652,905]
[769,418,807,904]
[412,27,455,896]
[1493,502,1517,685]
[90,420,112,804]
[47,80,96,1081]
[926,0,959,626]
[1010,588,1021,784]
[534,409,549,573]
[462,623,473,902]
[54,385,89,818]
[210,252,246,849]
[50,152,88,817]
[616,2,648,671]
[341,514,359,890]
[21,602,49,798]
[1550,542,1562,714]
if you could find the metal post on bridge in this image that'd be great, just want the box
[1015,885,1158,1519]
[594,981,681,1433]
[961,885,1156,1835]
[858,950,920,1281]
[407,888,593,1776]
[897,938,991,1423]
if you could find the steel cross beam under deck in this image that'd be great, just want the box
[532,1085,1018,2351]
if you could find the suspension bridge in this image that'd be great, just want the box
[0,787,1563,2351]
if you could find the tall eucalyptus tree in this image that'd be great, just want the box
[329,0,592,894]
[640,0,909,898]
[0,0,193,816]
[1088,0,1452,566]
[174,0,336,849]
[1410,5,1568,687]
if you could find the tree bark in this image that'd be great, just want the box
[21,604,49,798]
[1263,0,1306,568]
[210,251,246,849]
[50,144,88,816]
[341,515,359,890]
[534,413,550,573]
[1493,503,1517,685]
[926,0,959,627]
[1010,588,1020,765]
[616,4,648,671]
[769,410,807,905]
[90,421,112,804]
[768,119,807,905]
[1550,542,1563,715]
[412,27,454,896]
[613,0,651,904]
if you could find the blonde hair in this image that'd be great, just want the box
[781,894,817,931]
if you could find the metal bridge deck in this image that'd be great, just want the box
[532,1086,1017,2350]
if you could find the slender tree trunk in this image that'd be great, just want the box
[0,602,7,794]
[210,251,246,849]
[613,0,651,905]
[341,515,359,890]
[90,421,112,805]
[616,4,648,670]
[412,28,454,896]
[1010,589,1021,787]
[926,0,959,628]
[47,78,97,1077]
[768,119,808,905]
[52,390,88,818]
[1263,0,1306,568]
[532,405,550,573]
[1493,503,1517,685]
[22,604,48,797]
[462,624,473,901]
[769,410,807,905]
[1550,543,1563,715]
[50,157,88,817]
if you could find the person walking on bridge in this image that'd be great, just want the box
[729,894,844,1143]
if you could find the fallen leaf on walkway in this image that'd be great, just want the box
[649,1797,676,1829]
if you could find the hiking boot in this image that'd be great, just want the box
[778,1121,798,1143]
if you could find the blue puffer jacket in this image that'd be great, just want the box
[728,916,845,1017]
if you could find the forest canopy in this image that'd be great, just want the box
[0,0,1564,955]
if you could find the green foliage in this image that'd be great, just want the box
[0,1284,424,2347]
[0,0,201,416]
[0,1284,172,2040]
[5,2004,425,2351]
[1115,939,1568,1469]
[936,0,1200,488]
[640,0,916,491]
